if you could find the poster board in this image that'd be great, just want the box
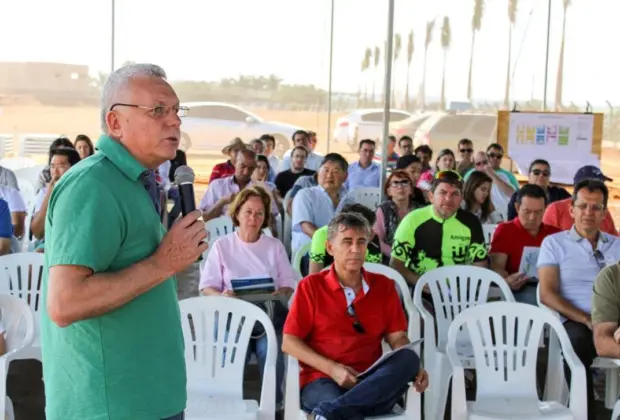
[497,110,604,184]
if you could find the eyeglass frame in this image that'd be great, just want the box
[109,103,189,119]
[347,303,366,334]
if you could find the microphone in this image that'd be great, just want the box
[174,165,205,260]
[174,165,197,217]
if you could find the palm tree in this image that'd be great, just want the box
[555,0,571,110]
[439,17,452,110]
[372,46,381,105]
[419,19,436,109]
[405,30,415,110]
[361,48,372,105]
[467,0,485,101]
[392,33,402,108]
[504,0,518,108]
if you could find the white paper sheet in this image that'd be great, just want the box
[357,339,423,378]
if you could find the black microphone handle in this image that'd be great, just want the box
[177,182,203,261]
[178,182,196,216]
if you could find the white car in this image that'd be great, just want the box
[180,102,305,157]
[412,112,497,152]
[333,109,411,150]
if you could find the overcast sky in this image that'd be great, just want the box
[1,0,617,104]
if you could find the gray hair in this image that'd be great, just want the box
[327,213,371,242]
[100,63,167,132]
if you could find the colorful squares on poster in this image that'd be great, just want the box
[559,126,569,145]
[536,126,546,144]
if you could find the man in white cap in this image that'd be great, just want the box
[209,137,246,183]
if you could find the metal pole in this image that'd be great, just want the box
[542,0,551,110]
[325,0,335,154]
[111,0,116,72]
[379,0,395,202]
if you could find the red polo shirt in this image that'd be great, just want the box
[490,218,560,274]
[208,160,235,183]
[283,266,407,389]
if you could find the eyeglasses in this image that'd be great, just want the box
[531,169,551,177]
[487,153,503,159]
[390,179,411,188]
[347,304,365,334]
[573,202,605,212]
[110,103,189,118]
[593,250,606,269]
[459,148,473,153]
[475,160,488,166]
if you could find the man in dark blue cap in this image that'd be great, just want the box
[542,165,617,234]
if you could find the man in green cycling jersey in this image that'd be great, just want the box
[390,170,488,288]
[309,203,382,274]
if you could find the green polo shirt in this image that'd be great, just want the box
[41,135,186,420]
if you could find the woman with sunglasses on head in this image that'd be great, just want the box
[505,159,570,221]
[462,171,503,224]
[374,170,423,261]
[417,148,456,191]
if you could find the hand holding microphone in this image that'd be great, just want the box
[154,166,208,271]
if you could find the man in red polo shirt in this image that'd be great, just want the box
[282,212,428,420]
[543,165,617,235]
[490,184,560,304]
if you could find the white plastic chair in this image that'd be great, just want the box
[20,201,37,253]
[350,187,381,210]
[285,263,422,420]
[482,223,497,251]
[612,399,620,420]
[0,294,36,420]
[413,265,515,420]
[536,283,620,409]
[179,296,277,420]
[0,158,37,171]
[447,302,587,419]
[0,253,45,362]
[14,165,45,187]
[291,242,311,279]
[16,178,35,211]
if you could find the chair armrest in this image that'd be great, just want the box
[285,356,302,419]
[449,366,468,420]
[564,346,588,419]
[403,383,421,417]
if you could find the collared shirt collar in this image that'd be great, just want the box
[324,265,372,292]
[96,135,146,181]
[318,184,347,198]
[569,225,608,244]
[429,205,458,223]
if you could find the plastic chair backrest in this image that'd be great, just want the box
[0,253,45,334]
[0,294,35,352]
[0,158,36,171]
[291,242,311,278]
[414,266,515,353]
[16,179,35,211]
[179,296,277,403]
[482,223,497,251]
[363,262,421,352]
[351,187,381,210]
[446,302,587,418]
[21,201,37,252]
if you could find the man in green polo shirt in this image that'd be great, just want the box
[41,63,208,420]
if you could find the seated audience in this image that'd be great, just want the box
[386,135,399,160]
[538,179,620,420]
[506,159,570,221]
[418,148,455,191]
[285,172,318,216]
[30,147,81,251]
[466,147,518,218]
[543,165,617,235]
[374,170,422,260]
[414,144,433,173]
[456,138,474,176]
[250,138,266,155]
[252,155,279,214]
[0,199,12,255]
[309,204,382,273]
[462,171,503,224]
[209,138,245,183]
[200,149,279,231]
[391,170,487,288]
[199,187,294,412]
[74,134,95,160]
[490,184,559,304]
[395,155,426,205]
[0,185,26,239]
[398,135,414,156]
[278,130,322,172]
[345,139,380,190]
[36,136,75,193]
[292,154,354,274]
[260,134,280,173]
[282,212,428,419]
[275,146,314,200]
[308,131,319,154]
